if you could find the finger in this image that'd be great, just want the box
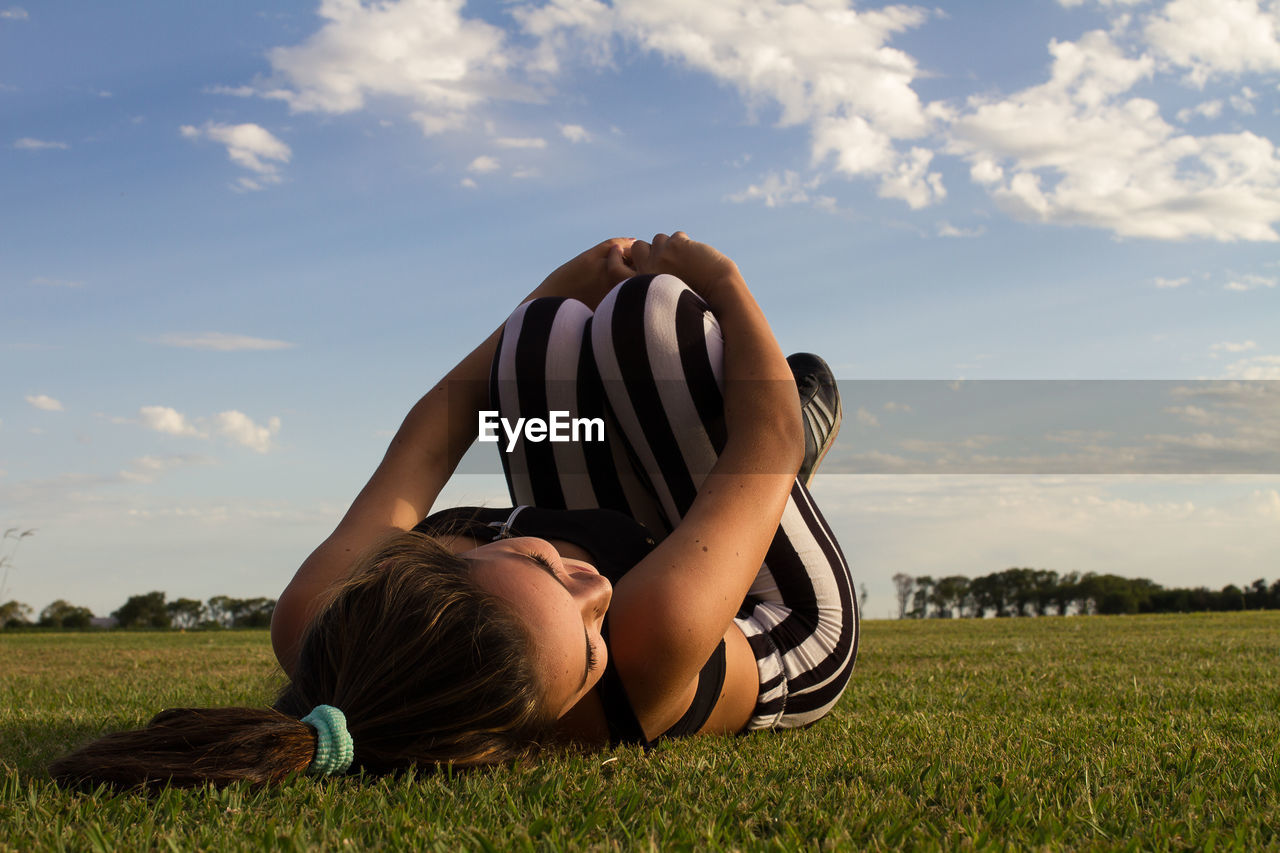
[612,237,637,265]
[630,239,651,270]
[649,233,669,262]
[606,243,635,279]
[606,240,632,267]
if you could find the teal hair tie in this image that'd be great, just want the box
[300,705,354,776]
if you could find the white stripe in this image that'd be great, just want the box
[644,277,720,521]
[544,301,598,509]
[496,303,534,504]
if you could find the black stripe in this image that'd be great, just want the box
[745,630,777,660]
[757,505,822,651]
[758,672,785,693]
[503,299,567,508]
[784,653,859,714]
[491,323,518,505]
[574,316,634,513]
[609,276,699,519]
[781,483,858,693]
[674,288,727,454]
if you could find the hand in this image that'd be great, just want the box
[527,237,637,309]
[628,232,742,303]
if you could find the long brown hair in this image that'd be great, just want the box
[49,530,551,790]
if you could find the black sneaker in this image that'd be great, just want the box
[788,353,841,486]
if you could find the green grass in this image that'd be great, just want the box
[2,613,1277,851]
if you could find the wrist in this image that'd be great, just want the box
[698,269,746,310]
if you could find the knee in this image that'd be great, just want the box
[502,295,592,341]
[596,273,708,338]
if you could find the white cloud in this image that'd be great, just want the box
[263,0,512,135]
[1229,86,1259,115]
[459,177,478,188]
[1175,99,1223,123]
[854,406,880,427]
[29,276,83,288]
[13,137,68,150]
[883,401,913,413]
[1144,0,1280,87]
[728,170,817,208]
[728,170,838,212]
[25,394,63,412]
[1221,355,1280,378]
[211,411,281,453]
[204,84,258,97]
[1224,273,1277,290]
[0,7,28,20]
[151,332,296,351]
[948,29,1280,241]
[493,136,547,148]
[1153,276,1190,288]
[1057,0,1145,7]
[139,406,203,437]
[969,158,1003,184]
[130,406,281,451]
[234,0,1280,237]
[1163,404,1218,425]
[937,221,986,238]
[520,0,944,207]
[559,123,591,143]
[119,454,215,484]
[467,155,500,173]
[181,122,291,189]
[250,0,947,203]
[1210,340,1258,353]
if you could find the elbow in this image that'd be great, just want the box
[724,403,804,478]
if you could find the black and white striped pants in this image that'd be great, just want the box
[491,273,858,730]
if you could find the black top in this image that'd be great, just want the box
[416,506,727,746]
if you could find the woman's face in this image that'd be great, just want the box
[464,536,613,718]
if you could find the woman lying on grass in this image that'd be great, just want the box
[51,232,858,788]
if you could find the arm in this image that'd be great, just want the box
[271,239,637,673]
[606,233,803,728]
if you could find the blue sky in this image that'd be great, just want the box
[3,0,1278,618]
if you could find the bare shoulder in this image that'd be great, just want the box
[609,619,758,740]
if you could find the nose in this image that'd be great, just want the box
[569,565,612,624]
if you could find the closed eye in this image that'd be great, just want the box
[585,631,599,673]
[525,550,599,685]
[525,551,557,573]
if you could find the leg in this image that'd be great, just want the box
[590,274,859,728]
[589,274,726,534]
[489,295,667,528]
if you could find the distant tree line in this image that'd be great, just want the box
[890,569,1280,619]
[0,592,276,630]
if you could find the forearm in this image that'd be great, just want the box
[705,271,804,475]
[358,322,503,528]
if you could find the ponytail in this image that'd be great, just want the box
[48,707,316,790]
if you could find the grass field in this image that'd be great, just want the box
[2,612,1277,851]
